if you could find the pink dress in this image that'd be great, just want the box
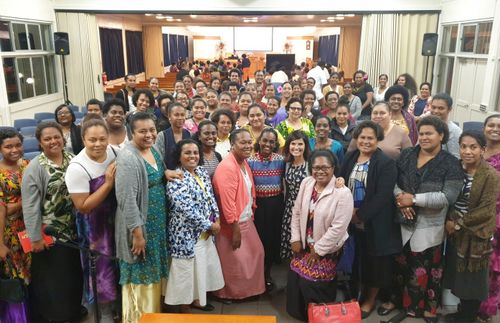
[479,153,500,317]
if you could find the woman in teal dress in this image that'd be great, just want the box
[115,112,168,322]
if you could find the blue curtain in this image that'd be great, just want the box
[162,34,170,66]
[178,35,188,61]
[168,34,179,65]
[318,35,339,66]
[99,28,125,80]
[125,30,144,74]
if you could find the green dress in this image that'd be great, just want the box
[119,149,168,285]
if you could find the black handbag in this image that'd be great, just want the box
[0,258,27,303]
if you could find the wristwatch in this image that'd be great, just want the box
[412,197,417,205]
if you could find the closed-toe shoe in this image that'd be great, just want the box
[377,304,396,316]
[423,316,438,323]
[361,308,374,319]
[190,303,215,312]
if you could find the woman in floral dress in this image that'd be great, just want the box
[280,131,310,260]
[0,129,31,323]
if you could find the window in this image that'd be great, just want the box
[437,57,454,94]
[460,21,493,54]
[441,25,458,53]
[1,20,57,103]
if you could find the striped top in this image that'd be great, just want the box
[247,152,285,198]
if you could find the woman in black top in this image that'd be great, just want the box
[352,70,374,120]
[54,104,83,154]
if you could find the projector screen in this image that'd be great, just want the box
[234,27,273,51]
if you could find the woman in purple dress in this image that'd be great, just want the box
[478,114,500,322]
[65,115,118,322]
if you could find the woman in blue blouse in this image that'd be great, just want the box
[165,139,224,313]
[247,128,285,291]
[309,115,344,164]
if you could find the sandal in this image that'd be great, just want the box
[190,303,215,312]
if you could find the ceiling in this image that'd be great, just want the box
[114,14,362,27]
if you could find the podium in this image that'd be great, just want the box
[140,313,276,323]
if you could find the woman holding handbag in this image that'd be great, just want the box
[0,129,31,323]
[286,149,353,321]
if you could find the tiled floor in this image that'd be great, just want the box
[84,263,500,322]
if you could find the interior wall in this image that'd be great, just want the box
[143,25,164,78]
[339,26,361,79]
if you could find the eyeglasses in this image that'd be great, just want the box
[311,166,333,172]
[57,111,71,116]
[289,107,302,111]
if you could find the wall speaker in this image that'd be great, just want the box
[422,33,438,56]
[54,32,70,55]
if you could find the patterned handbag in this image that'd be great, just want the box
[308,300,361,323]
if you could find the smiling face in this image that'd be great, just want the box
[211,79,220,90]
[388,93,404,112]
[248,106,265,129]
[132,119,157,150]
[136,93,151,112]
[169,106,186,130]
[199,124,217,148]
[460,135,484,167]
[311,156,334,187]
[378,75,388,87]
[397,76,406,86]
[371,104,390,127]
[176,93,189,108]
[174,81,186,93]
[230,72,240,83]
[238,94,253,115]
[335,106,349,126]
[87,104,102,117]
[325,93,338,110]
[300,78,307,90]
[267,98,279,115]
[418,125,444,153]
[429,99,450,121]
[39,127,64,156]
[254,71,264,84]
[288,101,303,121]
[245,84,257,100]
[195,82,207,97]
[219,94,232,109]
[180,143,200,173]
[265,85,275,98]
[217,114,233,137]
[83,125,109,161]
[192,100,207,121]
[306,78,315,90]
[232,131,253,160]
[183,77,193,89]
[420,84,431,98]
[56,106,73,126]
[343,83,352,95]
[292,84,302,98]
[282,83,292,99]
[206,91,218,108]
[484,117,500,143]
[105,105,125,129]
[229,86,239,100]
[289,138,305,159]
[0,136,23,164]
[303,93,315,109]
[357,127,378,156]
[329,74,339,87]
[258,131,277,157]
[315,118,331,139]
[149,78,159,92]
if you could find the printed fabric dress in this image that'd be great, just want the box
[280,162,308,259]
[0,160,31,323]
[119,148,169,286]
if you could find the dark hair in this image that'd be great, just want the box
[228,81,239,89]
[312,115,331,127]
[191,97,208,108]
[284,130,310,163]
[182,75,193,82]
[343,81,353,88]
[353,70,365,79]
[129,112,156,132]
[230,69,241,77]
[254,128,279,153]
[267,96,279,105]
[324,91,339,102]
[353,120,384,141]
[300,89,316,101]
[157,93,175,106]
[418,115,450,144]
[174,79,185,87]
[194,79,207,88]
[167,102,186,116]
[36,121,63,143]
[194,119,218,144]
[330,72,340,79]
[54,104,76,124]
[103,99,126,115]
[384,85,410,108]
[218,91,232,100]
[124,73,136,82]
[238,91,253,102]
[336,102,350,113]
[286,97,303,112]
[0,129,23,146]
[378,74,389,80]
[484,114,500,126]
[248,104,265,116]
[173,139,202,167]
[211,109,236,130]
[308,149,338,174]
[420,82,432,90]
[306,77,316,85]
[86,98,103,110]
[431,92,453,110]
[81,114,108,138]
[394,73,417,95]
[132,89,155,108]
[229,128,250,145]
[459,130,486,148]
[265,83,275,89]
[210,77,220,87]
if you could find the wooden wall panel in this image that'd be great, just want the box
[142,25,164,78]
[339,26,361,79]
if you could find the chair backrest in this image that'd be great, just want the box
[39,118,56,124]
[14,118,37,130]
[463,121,483,132]
[75,118,82,125]
[69,105,79,112]
[34,112,55,122]
[22,137,39,153]
[23,151,40,160]
[81,106,88,114]
[74,111,85,119]
[19,126,37,137]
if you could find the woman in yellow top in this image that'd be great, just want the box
[244,104,285,153]
[276,98,315,140]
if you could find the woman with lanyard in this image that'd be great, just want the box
[65,115,118,322]
[22,122,85,322]
[165,139,224,313]
[247,128,285,291]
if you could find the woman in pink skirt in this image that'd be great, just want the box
[212,128,265,300]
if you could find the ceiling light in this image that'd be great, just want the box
[156,14,163,17]
[327,16,335,20]
[307,15,314,19]
[175,19,182,22]
[156,16,164,20]
[164,16,173,19]
[145,13,153,16]
[345,14,355,17]
[336,14,344,17]
[166,18,174,21]
[190,15,197,18]
[26,77,34,84]
[336,16,344,20]
[320,19,327,22]
[18,73,23,78]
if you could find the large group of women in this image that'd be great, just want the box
[1,62,500,323]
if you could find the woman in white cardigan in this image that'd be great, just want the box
[286,149,354,321]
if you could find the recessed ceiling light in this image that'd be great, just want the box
[145,13,153,16]
[190,15,197,18]
[164,16,173,19]
[336,16,345,20]
[156,14,163,17]
[327,16,335,20]
[166,18,174,21]
[175,19,182,22]
[320,19,327,22]
[155,16,164,20]
[345,14,355,17]
[307,15,314,19]
[336,14,344,17]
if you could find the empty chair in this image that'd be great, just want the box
[14,118,37,130]
[19,126,36,137]
[40,118,56,124]
[23,137,39,153]
[24,151,40,160]
[69,105,79,112]
[463,121,483,132]
[34,112,54,123]
[74,111,85,119]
